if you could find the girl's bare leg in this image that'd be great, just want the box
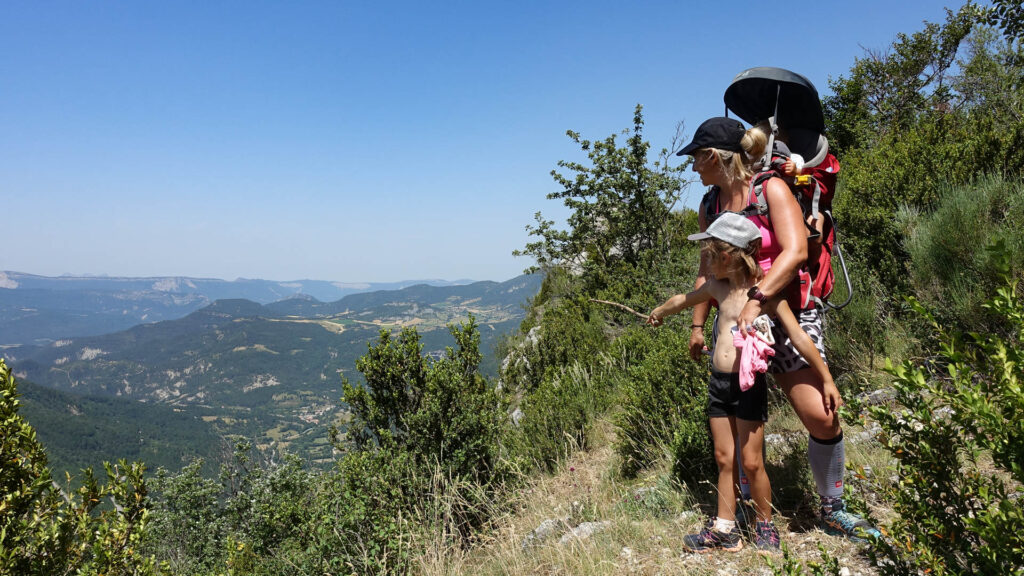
[709,416,738,521]
[737,418,771,522]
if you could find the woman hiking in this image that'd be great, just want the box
[678,116,880,542]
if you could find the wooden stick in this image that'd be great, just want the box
[589,298,649,321]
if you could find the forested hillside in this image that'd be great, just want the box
[1,4,1022,575]
[17,379,222,479]
[8,275,538,474]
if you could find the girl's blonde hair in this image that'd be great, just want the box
[705,124,768,184]
[701,237,764,283]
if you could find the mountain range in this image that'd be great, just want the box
[0,270,475,347]
[4,273,541,474]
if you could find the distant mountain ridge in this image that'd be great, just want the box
[9,274,542,467]
[0,271,478,346]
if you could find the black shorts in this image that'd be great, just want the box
[707,370,768,422]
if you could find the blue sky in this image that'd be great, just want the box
[1,1,969,282]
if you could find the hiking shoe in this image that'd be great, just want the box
[682,524,743,553]
[753,520,781,555]
[822,501,882,542]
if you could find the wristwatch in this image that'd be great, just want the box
[747,286,767,304]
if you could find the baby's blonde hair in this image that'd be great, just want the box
[701,237,764,283]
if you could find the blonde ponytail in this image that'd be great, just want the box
[742,124,769,161]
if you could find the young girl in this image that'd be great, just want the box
[647,212,840,554]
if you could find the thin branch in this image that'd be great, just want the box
[588,299,649,320]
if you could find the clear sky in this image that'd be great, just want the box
[0,0,970,283]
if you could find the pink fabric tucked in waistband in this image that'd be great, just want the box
[732,328,775,391]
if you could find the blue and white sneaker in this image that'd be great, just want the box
[821,500,881,542]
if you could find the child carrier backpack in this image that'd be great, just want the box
[704,67,853,310]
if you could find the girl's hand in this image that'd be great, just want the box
[822,380,842,414]
[647,311,663,327]
[688,327,706,361]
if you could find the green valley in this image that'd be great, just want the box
[10,274,540,473]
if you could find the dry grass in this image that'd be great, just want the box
[410,399,895,575]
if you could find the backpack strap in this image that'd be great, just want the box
[700,187,721,221]
[703,174,774,223]
[809,178,821,221]
[745,171,773,218]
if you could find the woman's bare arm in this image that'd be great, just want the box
[738,178,808,331]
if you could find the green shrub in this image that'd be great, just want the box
[824,257,916,382]
[902,174,1024,334]
[0,359,165,575]
[862,247,1024,575]
[612,326,710,482]
[299,446,417,576]
[508,355,617,472]
[146,460,227,573]
[501,290,617,472]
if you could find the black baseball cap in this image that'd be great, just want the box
[676,117,747,156]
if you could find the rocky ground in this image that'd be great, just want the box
[421,407,889,575]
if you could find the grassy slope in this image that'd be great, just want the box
[414,399,889,575]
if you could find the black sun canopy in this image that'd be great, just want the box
[723,67,825,133]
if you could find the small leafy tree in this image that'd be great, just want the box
[342,327,429,450]
[514,105,688,289]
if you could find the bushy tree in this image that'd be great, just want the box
[342,317,505,484]
[514,105,688,291]
[823,5,979,156]
[863,245,1024,575]
[0,359,164,575]
[342,327,429,450]
[824,6,1024,291]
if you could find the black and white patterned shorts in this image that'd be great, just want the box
[767,306,827,374]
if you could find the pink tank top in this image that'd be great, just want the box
[752,211,780,274]
[712,189,781,272]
